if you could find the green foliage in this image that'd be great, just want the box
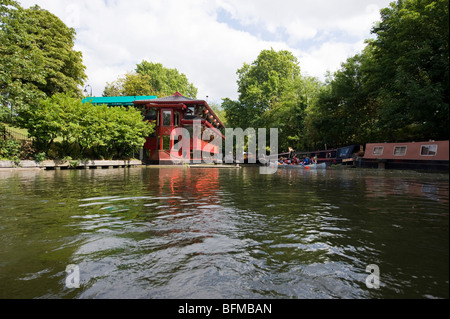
[303,0,449,149]
[221,98,245,129]
[306,48,380,148]
[0,136,33,162]
[0,138,20,161]
[33,152,46,163]
[0,0,18,12]
[104,61,199,99]
[223,48,321,151]
[208,101,227,127]
[135,61,198,98]
[369,0,449,141]
[0,3,87,114]
[0,104,9,122]
[18,93,154,159]
[103,72,156,97]
[235,48,301,127]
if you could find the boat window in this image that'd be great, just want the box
[162,110,172,126]
[162,135,171,150]
[393,146,407,156]
[185,125,193,138]
[174,112,180,126]
[144,108,156,121]
[420,145,437,156]
[373,146,384,156]
[338,147,350,157]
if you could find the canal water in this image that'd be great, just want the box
[0,166,448,299]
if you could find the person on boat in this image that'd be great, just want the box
[288,147,295,159]
[312,156,317,164]
[279,157,289,165]
[278,157,284,165]
[303,157,310,165]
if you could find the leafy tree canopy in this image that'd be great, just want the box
[293,0,449,150]
[104,61,198,99]
[136,61,198,98]
[103,72,156,97]
[236,49,301,122]
[223,48,321,151]
[369,0,449,141]
[0,3,87,114]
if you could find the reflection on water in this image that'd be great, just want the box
[0,167,448,299]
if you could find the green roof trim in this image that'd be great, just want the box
[82,95,157,106]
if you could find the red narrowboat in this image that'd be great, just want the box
[361,140,449,170]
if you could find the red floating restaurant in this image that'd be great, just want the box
[133,92,226,164]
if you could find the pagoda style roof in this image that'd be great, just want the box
[136,92,204,105]
[134,92,226,129]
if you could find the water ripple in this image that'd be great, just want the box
[0,168,448,299]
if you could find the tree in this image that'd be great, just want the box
[223,48,321,151]
[306,48,380,149]
[135,61,198,98]
[103,72,156,97]
[0,103,8,122]
[235,48,301,128]
[104,61,199,98]
[304,0,449,148]
[263,75,323,151]
[369,0,449,141]
[0,3,87,114]
[222,98,250,130]
[208,101,227,127]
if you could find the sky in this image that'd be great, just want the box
[18,0,393,104]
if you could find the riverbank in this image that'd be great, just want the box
[0,159,142,170]
[0,160,245,171]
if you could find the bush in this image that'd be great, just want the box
[19,141,35,160]
[0,139,21,161]
[18,93,155,160]
[33,152,46,163]
[0,138,38,162]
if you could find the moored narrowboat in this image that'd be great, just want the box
[336,145,364,165]
[308,149,337,166]
[361,140,449,170]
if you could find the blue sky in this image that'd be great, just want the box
[19,0,393,104]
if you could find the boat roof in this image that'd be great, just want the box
[82,95,158,106]
[135,92,226,129]
[134,92,207,105]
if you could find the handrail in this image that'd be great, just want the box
[1,125,32,142]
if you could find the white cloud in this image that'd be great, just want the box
[216,0,389,39]
[299,40,368,78]
[17,0,392,102]
[287,19,318,44]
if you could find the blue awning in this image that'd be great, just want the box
[82,95,157,106]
